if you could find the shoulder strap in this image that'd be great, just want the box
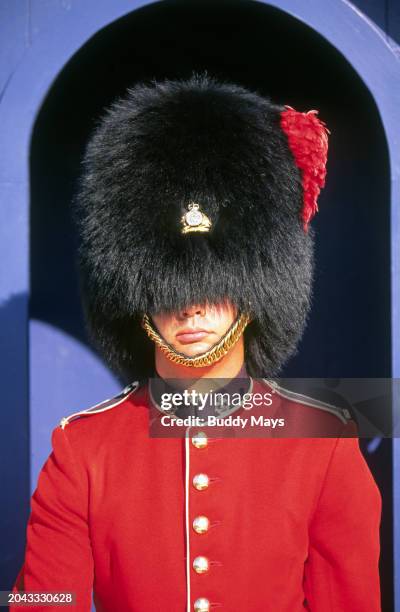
[262,378,353,424]
[59,381,140,429]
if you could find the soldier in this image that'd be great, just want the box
[12,74,381,611]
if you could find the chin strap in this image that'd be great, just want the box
[141,312,251,367]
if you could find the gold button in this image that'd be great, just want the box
[193,556,209,574]
[192,515,210,534]
[192,473,210,491]
[194,598,210,612]
[191,431,208,448]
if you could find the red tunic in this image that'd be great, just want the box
[12,379,382,611]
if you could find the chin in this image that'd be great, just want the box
[175,342,212,357]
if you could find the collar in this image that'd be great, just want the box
[148,364,253,419]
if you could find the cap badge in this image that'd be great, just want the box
[181,202,212,234]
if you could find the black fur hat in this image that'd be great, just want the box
[72,73,328,380]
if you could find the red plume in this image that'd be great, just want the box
[280,105,330,232]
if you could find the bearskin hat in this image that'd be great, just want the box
[72,73,328,380]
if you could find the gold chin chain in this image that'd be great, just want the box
[141,312,251,367]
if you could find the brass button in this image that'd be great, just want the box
[192,515,210,534]
[194,598,210,612]
[192,473,209,491]
[191,431,208,448]
[193,556,209,574]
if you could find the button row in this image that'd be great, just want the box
[192,433,211,611]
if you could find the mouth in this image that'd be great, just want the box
[175,328,212,345]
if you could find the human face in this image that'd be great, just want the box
[151,301,238,357]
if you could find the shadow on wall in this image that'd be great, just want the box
[0,294,30,589]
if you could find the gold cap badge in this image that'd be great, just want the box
[181,202,212,234]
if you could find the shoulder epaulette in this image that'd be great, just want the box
[262,379,353,424]
[59,381,140,429]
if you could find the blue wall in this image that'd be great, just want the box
[352,0,400,42]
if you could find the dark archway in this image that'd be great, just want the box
[29,0,392,607]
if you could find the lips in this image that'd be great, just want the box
[176,328,211,345]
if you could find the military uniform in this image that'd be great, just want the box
[12,378,381,611]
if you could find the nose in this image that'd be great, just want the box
[179,303,206,318]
